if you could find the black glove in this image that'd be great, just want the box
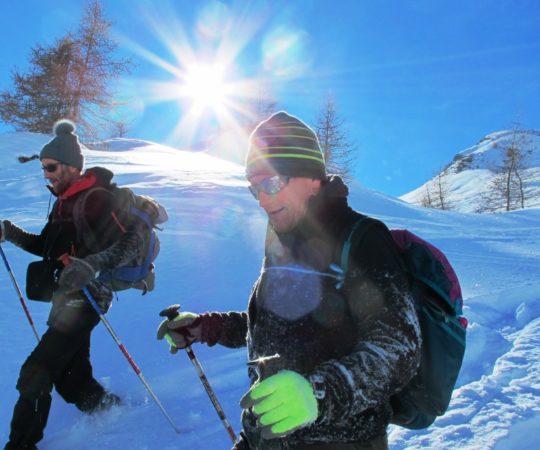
[157,311,203,353]
[57,256,97,292]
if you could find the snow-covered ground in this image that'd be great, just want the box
[401,130,540,213]
[0,132,539,449]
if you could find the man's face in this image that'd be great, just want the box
[41,158,79,194]
[249,175,321,233]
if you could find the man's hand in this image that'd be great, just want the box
[57,256,97,292]
[240,370,318,439]
[157,311,202,353]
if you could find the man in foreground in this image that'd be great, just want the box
[158,111,421,449]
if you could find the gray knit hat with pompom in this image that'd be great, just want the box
[40,119,84,170]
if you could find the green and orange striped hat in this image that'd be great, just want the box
[245,111,327,180]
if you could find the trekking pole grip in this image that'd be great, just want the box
[160,303,182,321]
[159,304,238,443]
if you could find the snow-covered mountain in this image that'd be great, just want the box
[401,130,540,213]
[1,131,539,449]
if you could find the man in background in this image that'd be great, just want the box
[2,120,144,450]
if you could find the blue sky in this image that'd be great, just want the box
[1,0,539,196]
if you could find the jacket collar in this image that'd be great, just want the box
[58,171,97,200]
[287,175,350,238]
[264,175,351,268]
[46,166,115,200]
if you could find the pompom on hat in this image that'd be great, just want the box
[245,111,326,180]
[40,119,84,170]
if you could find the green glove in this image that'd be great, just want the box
[239,370,318,439]
[156,311,202,353]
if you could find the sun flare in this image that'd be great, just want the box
[119,2,303,155]
[180,64,230,112]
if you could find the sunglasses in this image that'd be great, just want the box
[249,176,290,200]
[41,163,63,173]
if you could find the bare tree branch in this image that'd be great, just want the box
[0,0,131,138]
[314,94,357,180]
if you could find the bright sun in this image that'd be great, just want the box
[120,3,277,149]
[180,64,230,112]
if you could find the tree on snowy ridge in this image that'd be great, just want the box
[0,38,77,133]
[0,0,131,139]
[70,0,132,137]
[420,168,452,210]
[478,126,534,212]
[314,94,357,181]
[243,83,278,134]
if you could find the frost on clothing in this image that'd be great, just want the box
[3,167,145,302]
[2,166,146,328]
[2,166,146,448]
[197,176,422,447]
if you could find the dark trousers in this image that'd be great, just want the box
[5,314,106,449]
[232,433,388,450]
[298,434,388,450]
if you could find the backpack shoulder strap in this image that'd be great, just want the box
[72,186,116,253]
[340,216,367,271]
[338,215,384,272]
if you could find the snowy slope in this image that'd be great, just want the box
[401,130,540,213]
[1,132,539,449]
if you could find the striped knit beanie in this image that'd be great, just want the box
[245,111,326,180]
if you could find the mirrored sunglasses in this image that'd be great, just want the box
[248,176,290,200]
[41,163,62,173]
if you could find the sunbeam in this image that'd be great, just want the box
[116,2,273,153]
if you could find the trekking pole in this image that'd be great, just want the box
[0,244,40,342]
[82,287,181,434]
[160,304,238,444]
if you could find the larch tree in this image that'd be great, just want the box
[0,0,131,138]
[480,126,533,212]
[0,38,77,133]
[70,0,131,137]
[243,82,278,134]
[314,95,357,180]
[420,169,452,210]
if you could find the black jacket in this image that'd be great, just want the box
[199,176,421,448]
[4,167,138,261]
[3,167,144,323]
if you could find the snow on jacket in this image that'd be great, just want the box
[2,166,145,316]
[197,175,422,448]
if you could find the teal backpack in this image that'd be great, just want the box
[339,217,467,429]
